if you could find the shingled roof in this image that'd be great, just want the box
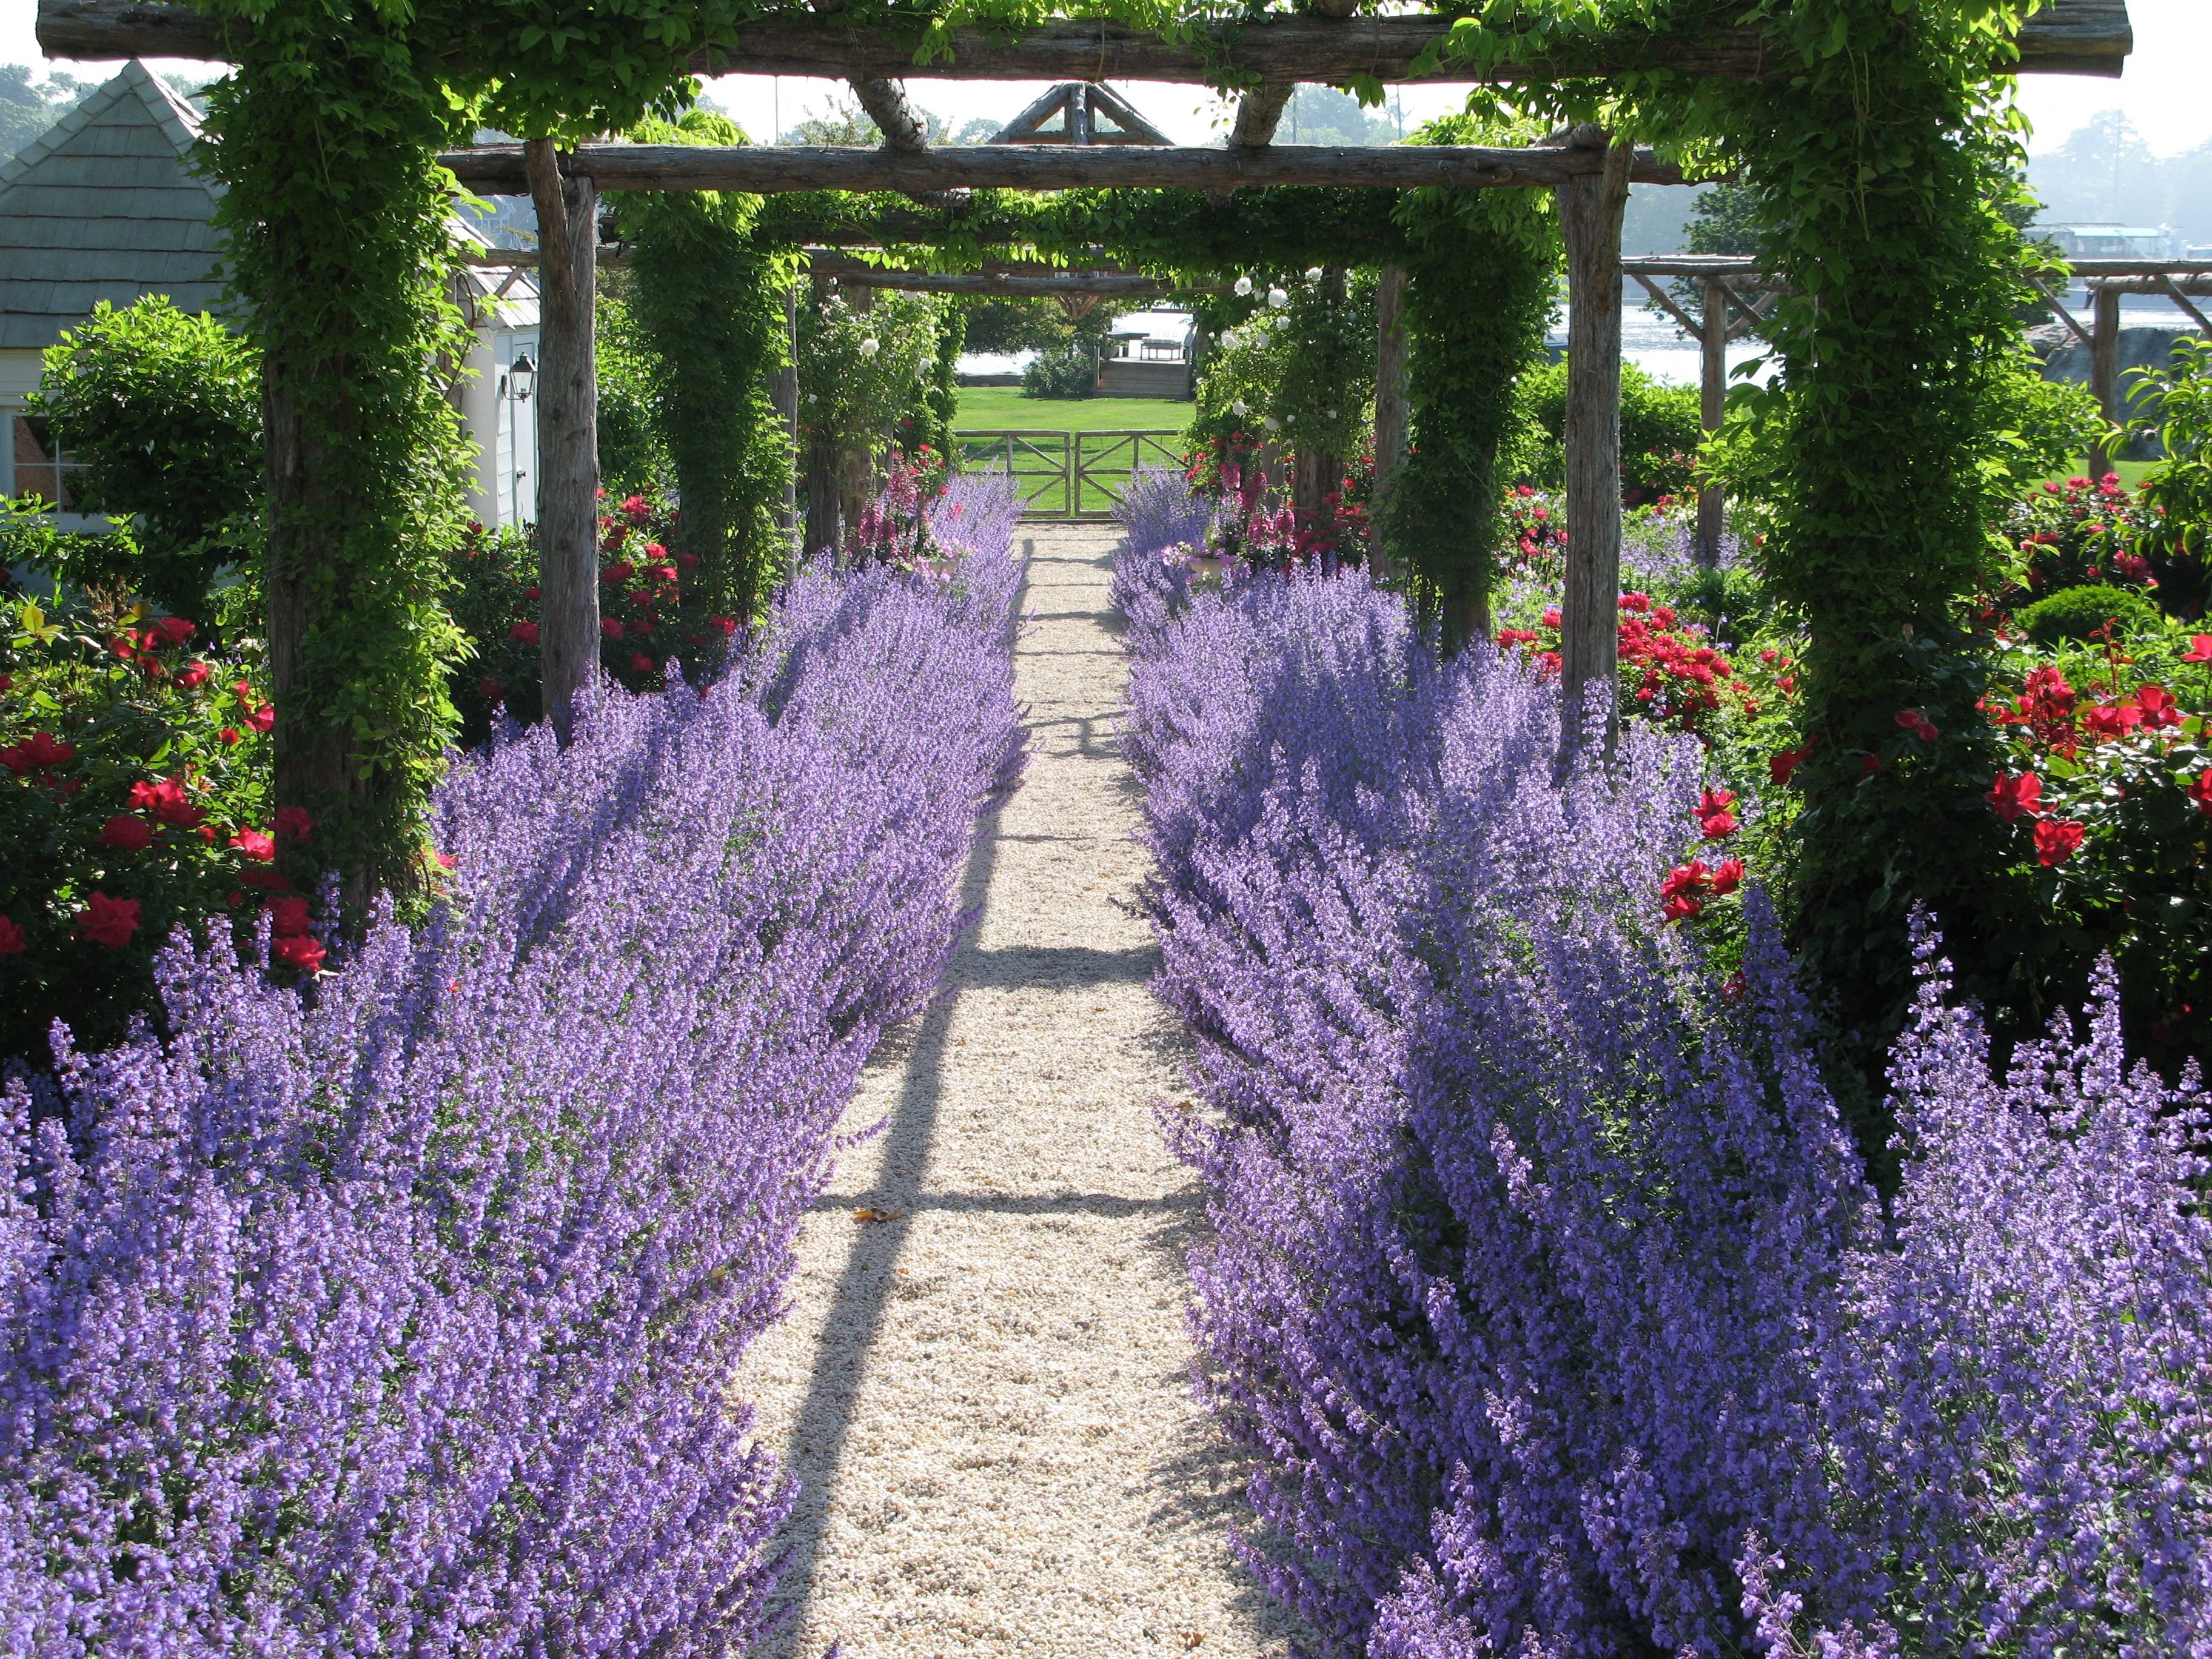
[0,59,226,353]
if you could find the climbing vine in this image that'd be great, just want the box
[1389,110,1561,646]
[617,109,794,623]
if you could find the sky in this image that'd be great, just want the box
[1,0,2206,156]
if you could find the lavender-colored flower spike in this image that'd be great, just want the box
[0,531,1024,1651]
[1118,503,2212,1659]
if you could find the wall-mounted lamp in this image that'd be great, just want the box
[507,352,537,402]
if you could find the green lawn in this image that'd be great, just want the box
[954,386,1190,434]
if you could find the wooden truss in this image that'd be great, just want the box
[989,82,1170,147]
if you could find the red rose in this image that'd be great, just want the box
[677,552,699,571]
[2033,818,2086,867]
[1986,771,2042,824]
[1894,709,1939,743]
[629,652,655,674]
[240,867,289,893]
[522,585,540,600]
[99,815,155,851]
[1660,861,1710,902]
[480,677,505,702]
[220,727,241,746]
[2,732,75,774]
[154,616,196,645]
[271,932,327,974]
[2190,769,2212,816]
[2133,685,2182,729]
[232,679,254,704]
[266,894,313,936]
[601,560,634,583]
[129,776,205,828]
[649,564,677,585]
[2182,634,2212,664]
[0,915,24,955]
[246,704,275,734]
[509,620,541,646]
[275,805,313,843]
[1661,895,1702,923]
[710,615,738,637]
[601,619,625,640]
[176,661,211,689]
[1541,607,1561,629]
[75,892,140,949]
[1708,858,1744,896]
[1699,809,1739,839]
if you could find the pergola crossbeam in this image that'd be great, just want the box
[35,0,2131,82]
[438,140,1689,194]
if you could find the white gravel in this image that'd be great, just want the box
[737,524,1303,1659]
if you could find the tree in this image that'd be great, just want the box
[1684,178,1763,256]
[29,297,263,618]
[0,64,92,162]
[788,93,945,146]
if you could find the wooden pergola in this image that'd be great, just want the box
[39,0,2135,746]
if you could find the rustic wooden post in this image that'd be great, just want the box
[773,280,800,544]
[1696,275,1728,567]
[1292,268,1347,552]
[1372,264,1409,583]
[803,274,840,556]
[1067,81,1093,144]
[2088,281,2122,480]
[526,138,600,741]
[1557,128,1632,757]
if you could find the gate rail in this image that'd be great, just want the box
[953,429,1184,519]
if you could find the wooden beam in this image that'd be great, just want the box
[36,0,2133,82]
[1230,85,1294,149]
[439,140,1687,194]
[2089,283,2122,480]
[526,139,602,742]
[813,267,1208,295]
[1697,275,1727,568]
[1557,127,1632,756]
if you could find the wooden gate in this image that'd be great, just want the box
[953,429,1183,518]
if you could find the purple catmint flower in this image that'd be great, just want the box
[1120,538,2212,1659]
[0,536,1024,1652]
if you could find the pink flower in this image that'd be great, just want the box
[99,815,154,851]
[1895,709,1939,743]
[2034,818,2086,867]
[271,932,326,974]
[75,892,140,948]
[2181,634,2212,664]
[0,915,24,955]
[245,703,275,734]
[231,827,276,862]
[176,660,211,689]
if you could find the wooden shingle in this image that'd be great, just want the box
[0,60,226,352]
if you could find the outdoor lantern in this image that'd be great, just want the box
[508,352,537,401]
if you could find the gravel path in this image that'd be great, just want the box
[739,523,1301,1659]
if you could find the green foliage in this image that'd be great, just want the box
[910,299,965,460]
[1642,0,2060,1099]
[2015,583,2163,648]
[595,289,672,501]
[1509,358,1703,503]
[1386,110,1560,639]
[615,109,793,622]
[0,589,318,1065]
[1021,345,1095,399]
[198,15,477,905]
[799,286,944,451]
[1191,270,1375,471]
[28,297,263,618]
[1684,178,1763,256]
[964,297,1070,357]
[2130,335,2212,618]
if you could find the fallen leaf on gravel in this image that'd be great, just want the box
[851,1206,903,1224]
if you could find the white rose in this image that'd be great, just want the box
[1304,266,1323,281]
[1232,398,1248,417]
[1267,286,1289,309]
[859,337,880,357]
[1263,415,1281,432]
[1234,275,1253,297]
